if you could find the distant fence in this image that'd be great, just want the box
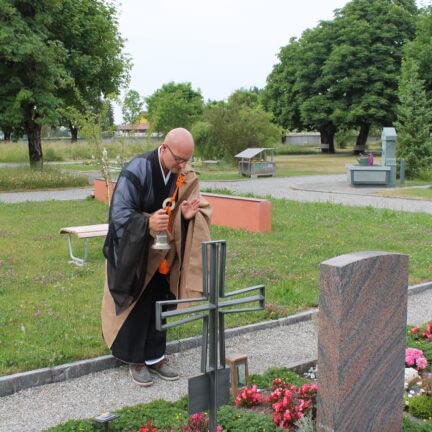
[284,132,380,147]
[285,132,320,145]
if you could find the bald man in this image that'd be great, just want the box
[102,128,212,386]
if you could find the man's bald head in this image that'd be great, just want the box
[164,128,194,155]
[160,128,195,174]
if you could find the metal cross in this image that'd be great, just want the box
[155,240,265,432]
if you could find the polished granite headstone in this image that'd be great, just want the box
[317,251,408,432]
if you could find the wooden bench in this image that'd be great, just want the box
[59,224,108,266]
[315,143,329,152]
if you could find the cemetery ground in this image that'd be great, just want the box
[1,143,432,430]
[1,199,432,431]
[2,197,432,376]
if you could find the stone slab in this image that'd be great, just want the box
[317,251,408,432]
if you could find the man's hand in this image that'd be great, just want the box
[149,208,169,232]
[180,198,200,220]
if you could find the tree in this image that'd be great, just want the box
[145,82,204,135]
[395,58,432,178]
[121,89,144,126]
[263,0,418,153]
[262,37,304,132]
[54,0,130,143]
[296,22,341,153]
[321,0,417,150]
[264,22,342,152]
[192,100,281,162]
[404,5,432,94]
[0,0,130,166]
[227,87,262,109]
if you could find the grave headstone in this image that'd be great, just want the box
[382,127,397,187]
[317,251,408,432]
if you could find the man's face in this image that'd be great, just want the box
[162,143,192,173]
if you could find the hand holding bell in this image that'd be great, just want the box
[151,201,174,250]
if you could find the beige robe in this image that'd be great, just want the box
[101,167,212,348]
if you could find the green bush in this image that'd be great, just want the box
[402,415,432,431]
[250,367,308,389]
[218,405,281,431]
[408,395,432,421]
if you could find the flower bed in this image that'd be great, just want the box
[405,322,432,423]
[47,324,432,431]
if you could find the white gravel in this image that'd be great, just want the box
[0,321,318,431]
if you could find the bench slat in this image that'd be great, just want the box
[60,224,108,239]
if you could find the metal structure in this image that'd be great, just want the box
[234,147,276,178]
[156,240,265,432]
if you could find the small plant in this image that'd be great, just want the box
[181,412,222,432]
[264,302,288,319]
[234,384,263,408]
[139,419,158,432]
[408,395,432,421]
[406,348,428,371]
[265,379,318,430]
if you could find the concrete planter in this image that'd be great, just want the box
[93,178,272,233]
[346,164,391,186]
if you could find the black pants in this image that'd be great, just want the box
[111,273,171,364]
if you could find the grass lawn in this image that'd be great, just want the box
[1,195,432,376]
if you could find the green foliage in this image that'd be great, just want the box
[396,58,432,178]
[404,6,432,95]
[0,0,130,164]
[122,89,144,125]
[402,415,432,431]
[0,167,88,191]
[227,87,263,109]
[250,367,309,389]
[217,405,281,431]
[264,0,418,152]
[408,396,432,421]
[146,82,204,135]
[195,100,281,162]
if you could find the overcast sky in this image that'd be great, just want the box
[113,0,427,123]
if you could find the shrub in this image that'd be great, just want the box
[408,395,432,421]
[217,405,280,431]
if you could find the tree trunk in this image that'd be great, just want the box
[320,129,336,154]
[27,119,43,169]
[70,125,78,143]
[354,124,370,154]
[3,129,11,141]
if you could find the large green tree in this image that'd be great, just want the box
[395,58,432,178]
[264,0,417,153]
[145,82,204,135]
[192,98,281,161]
[0,0,129,166]
[404,5,432,94]
[324,0,417,150]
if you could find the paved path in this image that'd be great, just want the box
[201,174,432,214]
[1,175,432,431]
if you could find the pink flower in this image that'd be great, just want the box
[405,347,428,371]
[406,355,415,366]
[416,356,428,370]
[411,326,420,334]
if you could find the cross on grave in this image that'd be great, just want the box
[155,240,265,432]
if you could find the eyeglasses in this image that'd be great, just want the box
[166,145,191,164]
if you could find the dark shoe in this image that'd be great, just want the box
[148,358,179,381]
[129,364,153,387]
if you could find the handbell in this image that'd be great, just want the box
[152,231,171,250]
